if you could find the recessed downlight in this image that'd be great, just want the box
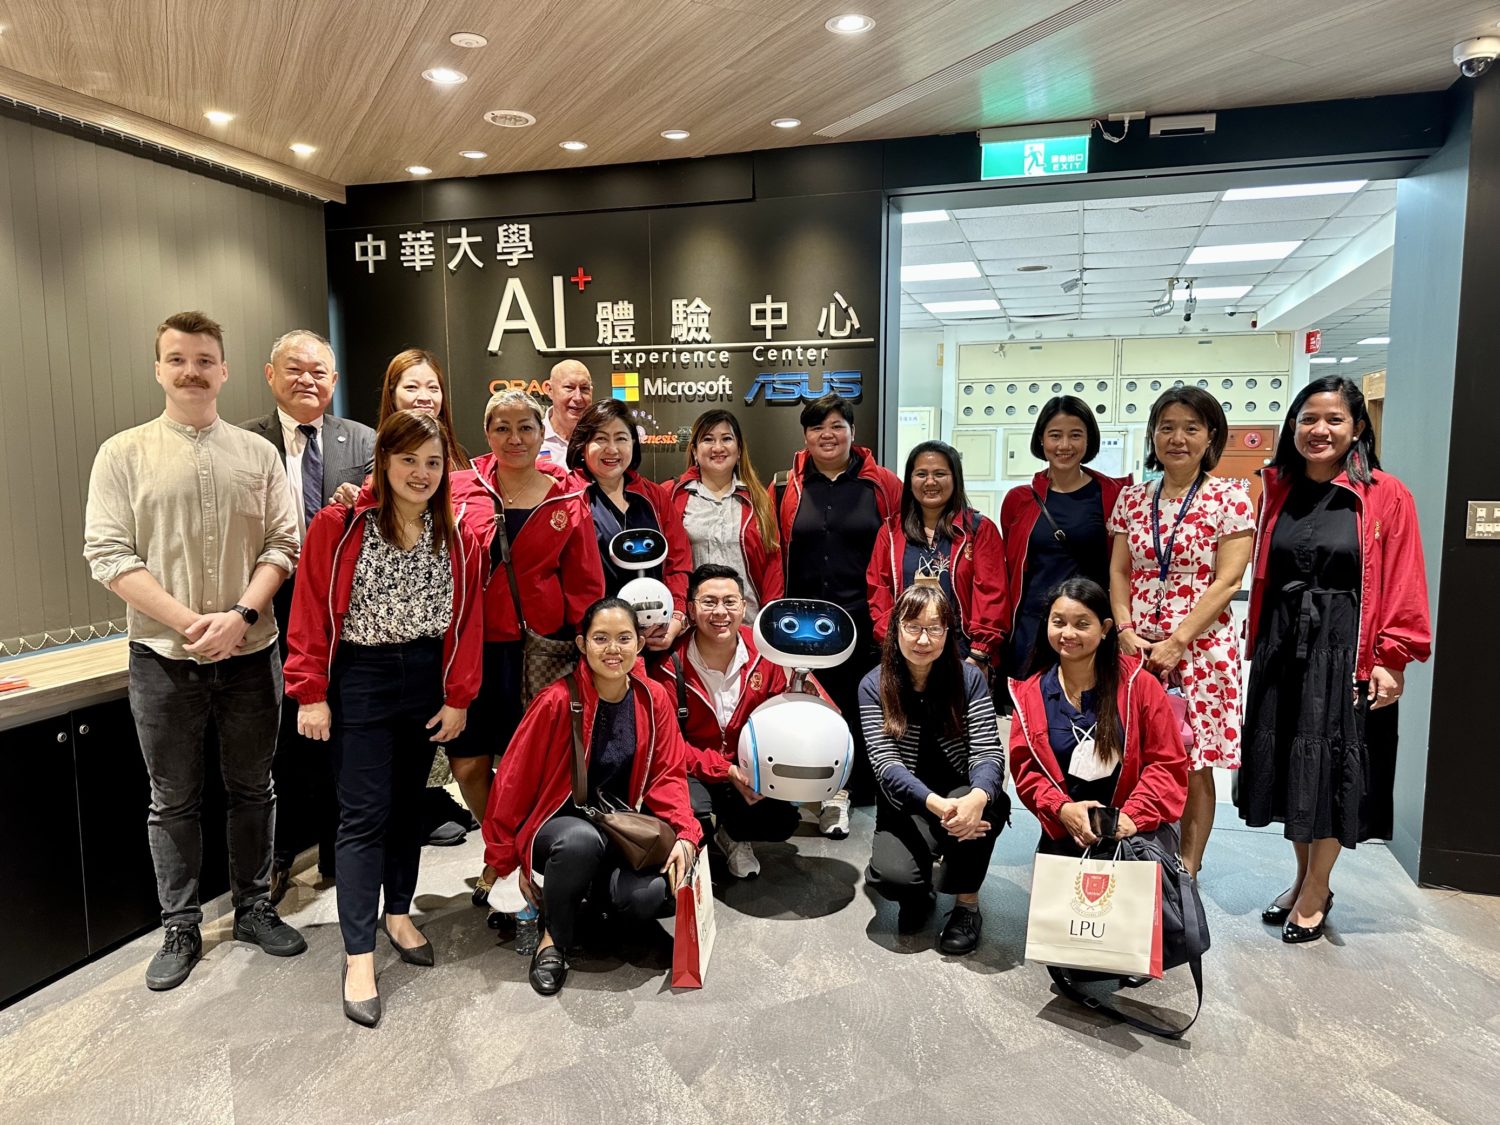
[661,129,690,141]
[406,165,432,176]
[289,142,316,156]
[459,150,488,160]
[560,140,589,151]
[422,67,468,85]
[826,14,875,34]
[771,117,801,129]
[204,110,235,125]
[484,109,536,128]
[1015,263,1051,272]
[449,32,488,48]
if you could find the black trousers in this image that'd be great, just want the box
[330,639,442,954]
[272,697,337,873]
[812,639,880,803]
[689,776,800,844]
[867,785,1007,900]
[530,813,675,949]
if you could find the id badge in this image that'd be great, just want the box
[1068,735,1114,783]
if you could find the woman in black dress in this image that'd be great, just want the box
[1239,376,1432,943]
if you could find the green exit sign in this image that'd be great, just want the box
[980,134,1090,180]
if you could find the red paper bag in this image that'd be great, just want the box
[671,851,716,988]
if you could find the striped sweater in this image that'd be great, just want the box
[858,662,1005,809]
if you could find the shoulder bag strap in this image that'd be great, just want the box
[565,673,588,807]
[671,652,690,729]
[1031,487,1088,567]
[491,505,530,634]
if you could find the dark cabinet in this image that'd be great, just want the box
[1,715,90,1006]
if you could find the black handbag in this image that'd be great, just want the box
[491,506,577,704]
[564,674,677,870]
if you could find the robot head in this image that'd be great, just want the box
[753,599,857,670]
[618,576,674,629]
[608,528,667,572]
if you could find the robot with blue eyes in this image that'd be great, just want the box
[608,529,674,629]
[738,599,857,803]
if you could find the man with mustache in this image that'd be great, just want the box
[84,311,307,992]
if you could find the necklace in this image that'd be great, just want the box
[497,472,545,506]
[1059,666,1094,710]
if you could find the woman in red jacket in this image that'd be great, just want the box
[999,397,1128,688]
[1009,577,1188,860]
[1239,376,1431,944]
[483,597,702,995]
[567,400,693,652]
[868,440,1008,673]
[669,409,783,621]
[286,410,484,1027]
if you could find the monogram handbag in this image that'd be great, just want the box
[565,674,678,870]
[491,507,577,704]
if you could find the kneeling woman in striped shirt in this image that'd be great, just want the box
[860,584,1009,955]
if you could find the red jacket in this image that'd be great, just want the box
[647,626,830,782]
[1247,467,1431,680]
[1008,655,1188,840]
[667,467,784,608]
[469,454,605,642]
[998,469,1129,630]
[285,501,485,709]
[569,468,693,610]
[778,445,902,576]
[482,666,703,879]
[867,511,1010,664]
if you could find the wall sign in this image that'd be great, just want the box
[328,193,883,479]
[980,134,1090,180]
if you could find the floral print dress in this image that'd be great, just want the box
[1107,477,1255,769]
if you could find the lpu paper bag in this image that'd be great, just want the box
[1024,850,1163,978]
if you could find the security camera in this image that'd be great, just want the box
[1455,37,1500,78]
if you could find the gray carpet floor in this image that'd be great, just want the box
[3,798,1499,1125]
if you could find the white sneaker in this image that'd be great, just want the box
[714,825,761,879]
[819,792,851,840]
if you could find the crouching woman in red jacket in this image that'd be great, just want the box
[483,597,703,996]
[1009,577,1188,863]
[286,409,484,1027]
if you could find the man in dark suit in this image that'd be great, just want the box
[241,330,375,903]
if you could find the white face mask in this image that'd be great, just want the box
[1066,721,1114,783]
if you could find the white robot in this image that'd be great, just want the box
[608,528,674,629]
[738,599,857,803]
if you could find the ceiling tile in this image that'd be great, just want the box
[1084,203,1215,232]
[901,221,967,246]
[1083,248,1186,268]
[952,202,1081,218]
[1194,220,1325,244]
[1312,215,1380,239]
[960,211,1082,241]
[902,242,982,267]
[969,235,1081,260]
[1083,193,1219,209]
[1088,228,1199,253]
[1207,195,1354,224]
[1336,188,1399,217]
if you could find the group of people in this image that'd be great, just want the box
[83,309,1432,1030]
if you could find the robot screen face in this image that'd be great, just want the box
[607,528,668,570]
[753,599,857,669]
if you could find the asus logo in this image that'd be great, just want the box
[743,371,863,405]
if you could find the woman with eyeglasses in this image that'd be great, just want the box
[669,409,782,622]
[860,584,1008,954]
[868,440,1008,671]
[483,597,701,995]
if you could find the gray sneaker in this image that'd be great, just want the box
[145,923,202,991]
[818,792,851,840]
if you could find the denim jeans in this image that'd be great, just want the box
[128,642,282,926]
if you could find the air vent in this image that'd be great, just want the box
[484,110,536,129]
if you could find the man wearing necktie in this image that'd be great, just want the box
[241,330,375,901]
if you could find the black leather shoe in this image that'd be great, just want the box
[381,921,435,967]
[341,962,381,1028]
[1282,893,1334,944]
[529,944,567,995]
[1261,889,1296,925]
[268,862,293,907]
[937,907,982,955]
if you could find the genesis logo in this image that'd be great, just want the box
[743,370,862,405]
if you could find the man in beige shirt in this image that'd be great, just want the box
[83,310,307,992]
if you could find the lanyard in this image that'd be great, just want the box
[1150,473,1206,621]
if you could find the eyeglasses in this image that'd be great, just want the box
[694,596,744,612]
[899,622,948,640]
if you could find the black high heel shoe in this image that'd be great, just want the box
[341,961,381,1028]
[380,919,435,967]
[1282,893,1334,944]
[1261,889,1298,925]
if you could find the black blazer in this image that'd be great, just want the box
[239,411,375,506]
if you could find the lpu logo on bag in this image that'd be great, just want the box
[1069,869,1115,939]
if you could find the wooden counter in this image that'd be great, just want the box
[0,637,129,731]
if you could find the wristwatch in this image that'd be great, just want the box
[230,604,259,626]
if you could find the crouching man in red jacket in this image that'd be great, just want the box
[650,564,833,880]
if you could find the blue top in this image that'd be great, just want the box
[588,687,637,803]
[1008,478,1106,676]
[1040,664,1120,805]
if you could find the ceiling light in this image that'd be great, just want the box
[771,117,801,129]
[1185,241,1301,265]
[1172,285,1251,301]
[203,110,235,125]
[1309,357,1339,364]
[459,150,487,160]
[559,140,589,151]
[1339,356,1360,363]
[1015,263,1051,272]
[826,14,876,33]
[423,67,468,85]
[660,129,690,141]
[289,143,316,156]
[901,262,981,282]
[1222,180,1368,200]
[406,165,432,176]
[1357,336,1390,345]
[923,299,1001,314]
[449,32,488,48]
[484,109,536,128]
[901,210,949,224]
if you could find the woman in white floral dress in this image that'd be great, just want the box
[1108,387,1254,878]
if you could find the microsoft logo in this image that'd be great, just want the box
[611,371,639,402]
